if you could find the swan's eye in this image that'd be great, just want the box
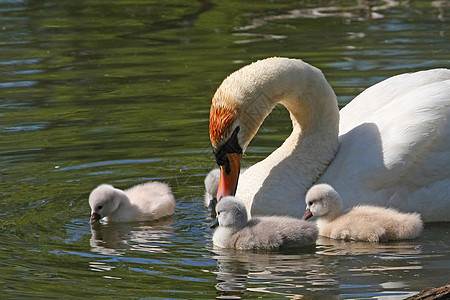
[213,126,242,173]
[217,211,221,216]
[98,205,103,210]
[307,201,312,206]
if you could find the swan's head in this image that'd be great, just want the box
[210,196,248,232]
[209,58,284,200]
[303,184,343,220]
[88,184,123,224]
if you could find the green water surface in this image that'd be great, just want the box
[0,0,449,298]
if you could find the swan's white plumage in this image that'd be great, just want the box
[89,182,175,223]
[320,69,450,221]
[305,184,423,242]
[212,196,318,250]
[210,57,450,222]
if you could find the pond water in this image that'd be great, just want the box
[0,0,449,298]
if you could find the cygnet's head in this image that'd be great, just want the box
[303,184,343,220]
[211,196,248,231]
[204,168,220,207]
[89,184,125,224]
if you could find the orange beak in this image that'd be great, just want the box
[217,153,242,200]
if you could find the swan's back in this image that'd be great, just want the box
[339,69,450,133]
[320,69,450,221]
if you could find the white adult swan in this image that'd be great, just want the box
[209,57,450,222]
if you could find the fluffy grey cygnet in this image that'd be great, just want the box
[211,196,318,250]
[89,181,175,224]
[303,184,423,242]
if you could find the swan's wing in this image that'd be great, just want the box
[339,69,450,134]
[320,69,450,222]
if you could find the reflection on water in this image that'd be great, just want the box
[212,248,339,299]
[208,223,450,298]
[89,217,175,256]
[88,218,175,279]
[236,0,402,32]
[210,235,430,298]
[315,236,423,256]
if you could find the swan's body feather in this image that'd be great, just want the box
[321,71,450,221]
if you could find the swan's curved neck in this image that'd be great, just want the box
[210,58,340,217]
[238,59,339,190]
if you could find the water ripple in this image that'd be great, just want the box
[56,159,166,171]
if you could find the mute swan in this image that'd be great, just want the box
[303,184,423,242]
[211,196,318,250]
[89,182,175,224]
[209,57,450,222]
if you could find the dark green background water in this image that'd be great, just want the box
[0,0,449,298]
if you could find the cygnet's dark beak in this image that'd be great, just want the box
[90,212,101,225]
[210,218,219,229]
[302,208,313,220]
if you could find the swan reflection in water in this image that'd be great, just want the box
[90,217,175,255]
[315,236,423,256]
[211,237,424,298]
[211,246,325,298]
[88,217,174,273]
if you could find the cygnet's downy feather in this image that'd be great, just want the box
[304,184,423,242]
[212,196,318,250]
[89,181,175,224]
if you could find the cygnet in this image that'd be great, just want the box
[204,168,221,210]
[89,181,175,224]
[204,168,247,216]
[303,184,423,242]
[211,196,318,250]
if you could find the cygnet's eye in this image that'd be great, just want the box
[307,201,312,206]
[217,211,221,216]
[98,205,103,210]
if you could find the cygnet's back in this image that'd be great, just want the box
[212,196,318,250]
[304,184,423,242]
[125,182,175,220]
